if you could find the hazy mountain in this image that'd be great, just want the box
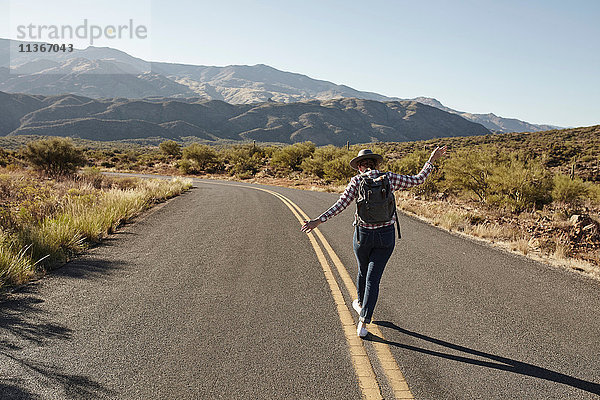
[0,91,491,145]
[410,97,561,133]
[0,38,560,133]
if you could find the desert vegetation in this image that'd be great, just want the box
[0,138,192,289]
[1,125,599,278]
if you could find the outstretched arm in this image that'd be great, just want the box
[301,176,359,233]
[389,145,447,190]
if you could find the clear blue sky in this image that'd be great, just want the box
[2,0,599,127]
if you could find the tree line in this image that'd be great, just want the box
[2,137,597,214]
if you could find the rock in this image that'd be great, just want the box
[570,214,594,227]
[570,214,583,224]
[583,224,596,232]
[569,214,600,243]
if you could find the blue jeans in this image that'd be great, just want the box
[353,224,396,323]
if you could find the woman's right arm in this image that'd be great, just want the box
[388,145,447,190]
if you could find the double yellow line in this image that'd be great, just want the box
[201,181,414,400]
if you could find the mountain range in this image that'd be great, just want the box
[0,38,560,134]
[0,91,491,145]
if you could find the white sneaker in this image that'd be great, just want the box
[352,299,362,315]
[357,321,368,338]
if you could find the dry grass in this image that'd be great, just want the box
[553,235,571,260]
[0,172,192,289]
[467,223,515,240]
[0,241,36,285]
[436,212,470,231]
[511,238,530,255]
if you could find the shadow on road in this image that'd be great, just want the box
[0,382,37,400]
[51,251,128,280]
[369,320,600,396]
[0,285,72,352]
[0,258,126,399]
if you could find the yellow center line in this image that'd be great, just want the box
[199,180,414,399]
[265,188,415,400]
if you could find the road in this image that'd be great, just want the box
[1,177,599,399]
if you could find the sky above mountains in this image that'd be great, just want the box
[0,0,598,128]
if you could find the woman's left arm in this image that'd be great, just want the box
[301,176,359,233]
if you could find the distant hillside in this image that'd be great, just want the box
[0,91,491,145]
[411,97,560,133]
[0,38,560,133]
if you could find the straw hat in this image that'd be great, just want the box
[349,149,384,170]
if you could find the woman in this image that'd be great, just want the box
[301,146,447,337]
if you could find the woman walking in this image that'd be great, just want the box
[301,146,447,337]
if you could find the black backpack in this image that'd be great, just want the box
[355,172,401,239]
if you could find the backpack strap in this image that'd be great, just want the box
[381,171,400,239]
[394,208,402,239]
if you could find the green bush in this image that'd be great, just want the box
[488,156,553,212]
[300,145,354,183]
[160,140,181,156]
[100,161,115,168]
[20,137,86,176]
[322,156,355,183]
[444,149,496,201]
[222,144,266,177]
[587,183,600,204]
[551,174,589,205]
[182,143,220,173]
[178,159,193,174]
[270,142,315,172]
[386,150,429,175]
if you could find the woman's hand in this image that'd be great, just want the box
[301,219,321,233]
[429,145,448,163]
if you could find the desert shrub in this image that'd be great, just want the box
[322,156,355,183]
[80,166,104,189]
[178,159,193,174]
[160,140,181,156]
[20,137,86,177]
[182,143,220,173]
[443,149,496,201]
[386,150,429,175]
[551,174,589,205]
[587,183,600,204]
[270,142,315,172]
[100,161,115,168]
[300,145,354,183]
[545,142,582,167]
[487,156,553,212]
[222,144,266,177]
[0,174,59,230]
[136,152,163,168]
[0,148,10,167]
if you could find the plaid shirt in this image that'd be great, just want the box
[318,161,434,229]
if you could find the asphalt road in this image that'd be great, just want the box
[1,177,599,399]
